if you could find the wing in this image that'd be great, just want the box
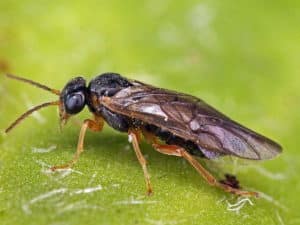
[101,81,282,160]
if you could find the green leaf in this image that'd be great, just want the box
[1,1,299,224]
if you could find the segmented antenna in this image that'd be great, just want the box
[5,101,60,133]
[5,74,61,133]
[6,74,60,95]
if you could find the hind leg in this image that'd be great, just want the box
[152,143,258,197]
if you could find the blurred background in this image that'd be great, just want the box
[0,1,299,225]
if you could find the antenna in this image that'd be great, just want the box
[6,74,60,95]
[5,74,61,133]
[5,101,60,133]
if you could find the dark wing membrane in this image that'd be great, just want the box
[102,81,282,160]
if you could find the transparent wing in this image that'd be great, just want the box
[102,82,282,160]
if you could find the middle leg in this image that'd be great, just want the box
[129,129,153,195]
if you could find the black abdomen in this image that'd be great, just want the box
[144,124,204,157]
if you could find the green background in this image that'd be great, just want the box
[0,1,299,224]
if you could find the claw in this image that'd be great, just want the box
[147,187,153,196]
[220,174,241,189]
[50,163,72,171]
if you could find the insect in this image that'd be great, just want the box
[5,73,282,197]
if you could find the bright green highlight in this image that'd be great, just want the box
[0,1,299,224]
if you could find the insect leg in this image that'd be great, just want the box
[51,117,104,171]
[129,129,153,195]
[152,144,258,197]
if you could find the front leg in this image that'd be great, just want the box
[51,116,104,171]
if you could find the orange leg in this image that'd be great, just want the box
[152,143,259,197]
[51,117,104,171]
[129,129,153,195]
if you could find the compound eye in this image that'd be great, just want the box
[65,92,85,114]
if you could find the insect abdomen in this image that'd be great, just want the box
[144,124,204,157]
[95,107,205,157]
